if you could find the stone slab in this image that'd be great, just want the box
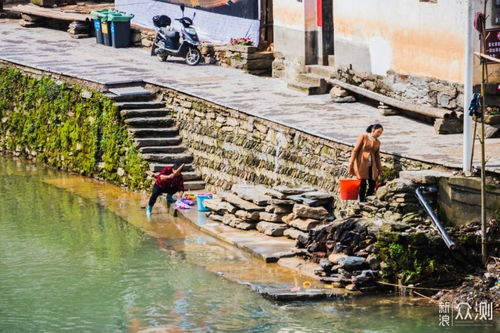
[265,188,287,199]
[293,204,330,220]
[235,209,260,221]
[256,222,288,236]
[283,228,308,240]
[287,195,331,207]
[219,191,265,212]
[265,204,293,214]
[282,214,321,231]
[231,184,272,206]
[259,212,286,222]
[399,170,453,184]
[203,198,237,214]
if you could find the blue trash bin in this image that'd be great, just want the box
[92,19,103,44]
[196,193,213,212]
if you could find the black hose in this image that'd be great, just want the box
[415,186,456,250]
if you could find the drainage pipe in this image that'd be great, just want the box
[415,186,456,250]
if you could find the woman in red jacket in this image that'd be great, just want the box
[348,124,384,202]
[146,162,185,216]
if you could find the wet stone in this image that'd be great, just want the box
[265,204,293,214]
[282,213,321,231]
[287,194,331,207]
[256,222,288,236]
[203,198,237,214]
[302,191,333,200]
[222,213,256,230]
[283,228,308,240]
[231,184,272,206]
[235,209,260,221]
[273,185,316,195]
[208,213,224,222]
[293,204,330,220]
[265,188,287,199]
[328,253,348,264]
[270,199,295,206]
[219,192,265,212]
[337,256,366,271]
[259,212,286,222]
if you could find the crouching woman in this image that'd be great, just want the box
[146,162,185,216]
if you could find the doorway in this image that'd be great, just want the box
[319,0,334,65]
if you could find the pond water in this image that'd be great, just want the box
[0,156,497,332]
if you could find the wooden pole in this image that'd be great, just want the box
[480,0,488,265]
[480,62,487,265]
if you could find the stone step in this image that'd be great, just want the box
[181,172,203,181]
[297,73,326,87]
[141,153,194,164]
[184,180,206,190]
[107,92,155,102]
[108,86,154,100]
[149,163,195,172]
[120,108,170,119]
[124,117,174,128]
[103,80,145,89]
[287,81,326,95]
[114,101,165,110]
[139,145,186,154]
[129,128,179,138]
[307,65,336,78]
[135,137,182,147]
[148,170,201,181]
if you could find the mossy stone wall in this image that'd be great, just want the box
[0,68,150,190]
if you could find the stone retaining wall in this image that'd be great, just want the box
[151,86,445,195]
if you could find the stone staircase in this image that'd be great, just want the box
[287,65,337,96]
[106,83,205,190]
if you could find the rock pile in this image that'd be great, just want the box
[296,217,382,292]
[204,184,334,238]
[329,85,356,103]
[337,173,436,226]
[433,257,500,311]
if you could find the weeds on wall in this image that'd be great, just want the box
[0,68,150,190]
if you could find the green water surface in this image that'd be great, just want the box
[0,156,497,333]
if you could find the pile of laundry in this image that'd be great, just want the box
[174,194,197,210]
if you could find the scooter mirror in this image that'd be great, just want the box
[180,4,185,13]
[193,12,196,20]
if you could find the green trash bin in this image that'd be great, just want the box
[90,9,111,45]
[108,12,135,48]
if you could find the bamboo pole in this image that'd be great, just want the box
[480,0,488,265]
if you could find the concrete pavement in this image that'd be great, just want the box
[0,21,498,173]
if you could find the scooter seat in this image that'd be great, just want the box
[164,30,180,39]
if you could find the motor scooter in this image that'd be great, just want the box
[151,5,202,66]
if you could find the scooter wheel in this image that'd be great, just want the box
[185,48,201,66]
[157,54,168,62]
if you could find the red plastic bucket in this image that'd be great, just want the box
[339,179,361,200]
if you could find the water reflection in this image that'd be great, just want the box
[0,155,497,332]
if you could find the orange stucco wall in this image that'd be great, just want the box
[334,0,470,83]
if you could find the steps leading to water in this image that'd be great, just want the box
[110,84,205,191]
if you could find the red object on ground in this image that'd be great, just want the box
[339,179,361,200]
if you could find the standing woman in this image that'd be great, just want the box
[348,124,384,202]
